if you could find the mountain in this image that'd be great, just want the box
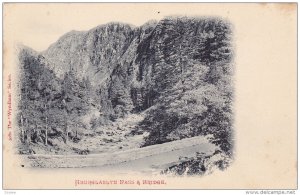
[17,16,234,160]
[42,22,156,83]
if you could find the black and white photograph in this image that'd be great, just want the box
[3,3,297,190]
[17,15,234,174]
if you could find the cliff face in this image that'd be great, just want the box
[42,22,156,83]
[18,17,233,155]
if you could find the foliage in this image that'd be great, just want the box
[18,48,94,147]
[17,17,234,157]
[138,17,234,156]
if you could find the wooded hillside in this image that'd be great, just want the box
[17,17,234,157]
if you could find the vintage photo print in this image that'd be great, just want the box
[3,3,297,189]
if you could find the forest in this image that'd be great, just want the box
[17,17,234,173]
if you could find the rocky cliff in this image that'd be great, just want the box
[17,16,234,156]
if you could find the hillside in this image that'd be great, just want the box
[17,16,234,174]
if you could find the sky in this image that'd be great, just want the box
[3,3,228,52]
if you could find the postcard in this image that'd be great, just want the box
[3,3,297,189]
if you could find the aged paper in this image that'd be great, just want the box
[3,3,297,189]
